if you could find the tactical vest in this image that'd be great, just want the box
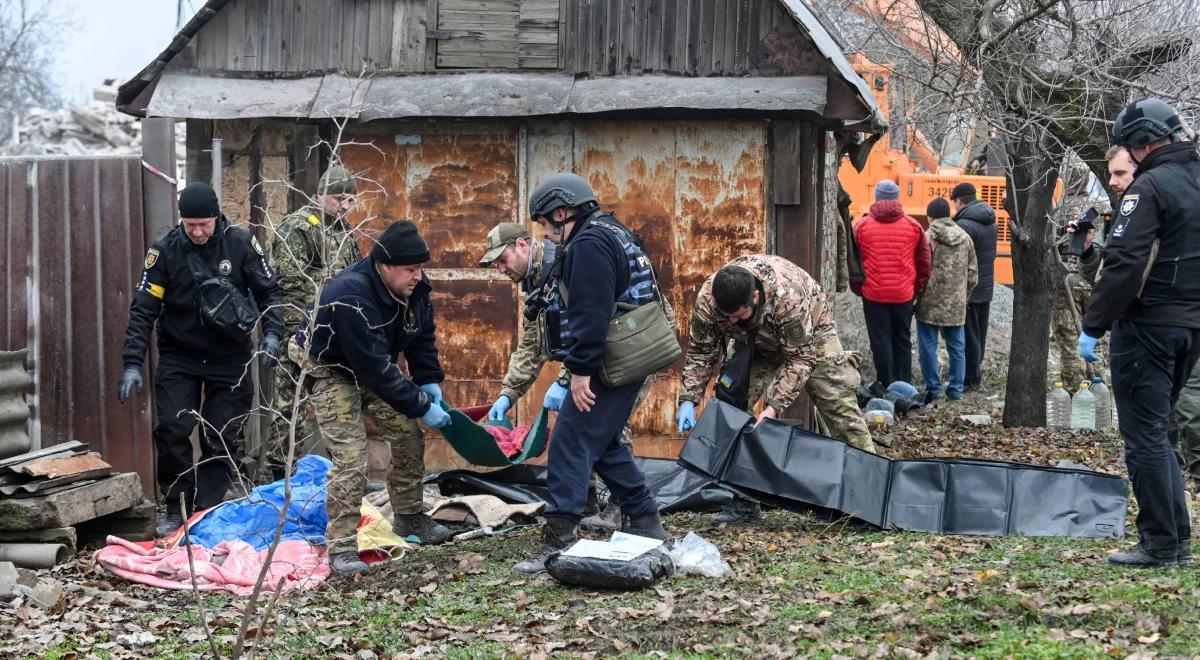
[543,214,658,361]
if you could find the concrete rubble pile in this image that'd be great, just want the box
[2,78,186,170]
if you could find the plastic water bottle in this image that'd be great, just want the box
[865,398,895,428]
[1070,381,1096,430]
[1047,382,1071,429]
[1091,377,1112,430]
[866,409,894,428]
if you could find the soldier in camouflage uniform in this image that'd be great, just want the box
[675,254,874,523]
[1049,164,1105,393]
[266,166,363,480]
[479,222,673,531]
[297,221,453,575]
[915,198,977,401]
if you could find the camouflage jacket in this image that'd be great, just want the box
[271,207,362,334]
[499,239,558,402]
[916,218,978,326]
[680,254,841,411]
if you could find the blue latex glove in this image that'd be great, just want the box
[677,401,696,433]
[421,402,452,429]
[488,395,512,421]
[543,382,568,411]
[419,383,443,404]
[1078,332,1101,362]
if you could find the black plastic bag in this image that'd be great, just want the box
[430,457,732,513]
[545,548,674,590]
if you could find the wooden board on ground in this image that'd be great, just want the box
[0,473,142,530]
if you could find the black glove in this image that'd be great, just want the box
[117,365,143,403]
[260,332,282,368]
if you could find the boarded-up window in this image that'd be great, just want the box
[435,0,559,69]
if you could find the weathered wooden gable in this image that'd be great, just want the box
[182,0,844,81]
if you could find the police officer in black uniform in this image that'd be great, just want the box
[513,173,667,575]
[1080,98,1200,568]
[118,182,284,537]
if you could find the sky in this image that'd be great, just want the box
[55,0,186,104]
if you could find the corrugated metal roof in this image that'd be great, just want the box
[146,72,830,120]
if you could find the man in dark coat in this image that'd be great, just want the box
[951,182,998,391]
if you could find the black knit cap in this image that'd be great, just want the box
[372,220,431,265]
[926,197,951,219]
[950,182,977,202]
[178,181,221,219]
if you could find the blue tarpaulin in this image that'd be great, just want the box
[187,455,331,550]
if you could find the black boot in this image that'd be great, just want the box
[1107,543,1178,568]
[330,551,372,576]
[514,517,577,575]
[713,496,762,524]
[394,513,453,545]
[582,485,601,516]
[155,511,185,538]
[1179,540,1194,567]
[620,511,668,540]
[580,499,622,532]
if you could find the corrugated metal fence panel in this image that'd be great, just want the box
[0,157,154,491]
[0,349,32,459]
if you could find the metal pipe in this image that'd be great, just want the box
[211,137,223,200]
[0,542,70,568]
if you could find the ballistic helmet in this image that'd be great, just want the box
[528,173,596,220]
[1113,98,1184,148]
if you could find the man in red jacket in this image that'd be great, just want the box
[854,179,931,388]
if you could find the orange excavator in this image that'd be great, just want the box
[838,57,1018,284]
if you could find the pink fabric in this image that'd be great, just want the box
[459,404,531,458]
[93,536,330,596]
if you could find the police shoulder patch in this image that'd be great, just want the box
[251,235,264,255]
[1120,194,1139,217]
[144,248,159,269]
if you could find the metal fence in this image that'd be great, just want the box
[0,156,155,490]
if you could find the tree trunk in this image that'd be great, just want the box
[1001,126,1064,427]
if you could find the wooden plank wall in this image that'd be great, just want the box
[562,0,792,75]
[187,0,820,77]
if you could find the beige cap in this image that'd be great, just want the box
[478,223,529,266]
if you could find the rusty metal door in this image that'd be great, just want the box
[0,157,155,490]
[342,124,523,469]
[527,119,768,442]
[342,119,766,467]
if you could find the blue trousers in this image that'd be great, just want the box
[546,377,657,523]
[917,321,965,399]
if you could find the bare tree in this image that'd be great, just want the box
[0,0,61,143]
[820,0,1196,426]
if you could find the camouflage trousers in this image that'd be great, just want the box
[748,353,876,453]
[309,370,426,554]
[1171,361,1200,486]
[1049,277,1092,392]
[266,356,321,480]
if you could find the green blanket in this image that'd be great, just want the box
[437,403,550,467]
